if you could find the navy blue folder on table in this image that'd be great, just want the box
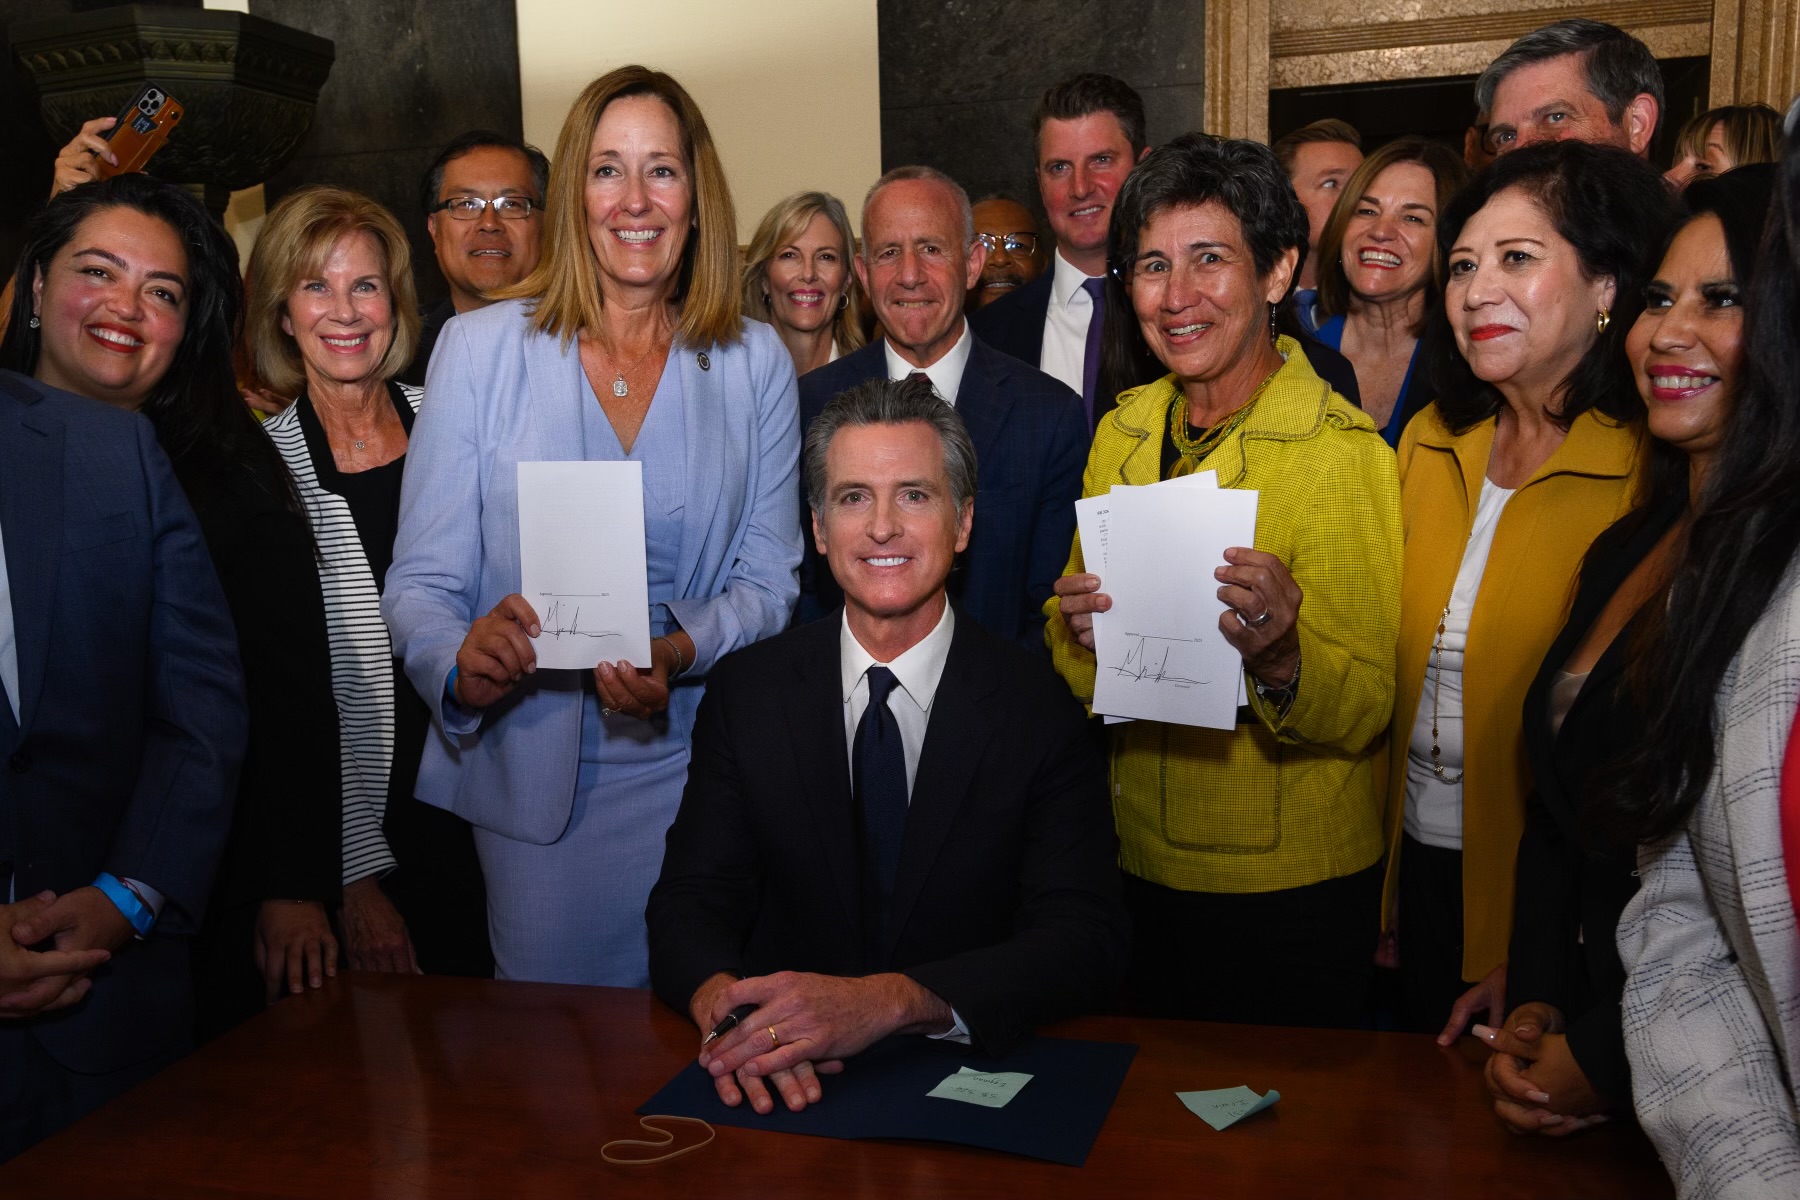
[638,1035,1137,1167]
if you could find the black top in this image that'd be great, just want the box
[1507,491,1686,1107]
[397,298,457,388]
[294,382,428,817]
[190,452,342,908]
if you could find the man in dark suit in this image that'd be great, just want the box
[648,377,1126,1116]
[797,165,1086,651]
[969,73,1149,425]
[0,371,246,1160]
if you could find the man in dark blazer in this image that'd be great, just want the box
[0,370,246,1160]
[797,165,1086,651]
[648,377,1126,1117]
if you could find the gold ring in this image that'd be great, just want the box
[769,1026,779,1049]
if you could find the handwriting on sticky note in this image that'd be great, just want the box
[927,1066,1034,1108]
[1177,1085,1280,1131]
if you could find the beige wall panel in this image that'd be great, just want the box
[515,0,881,241]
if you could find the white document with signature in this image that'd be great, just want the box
[1089,481,1258,729]
[517,460,652,670]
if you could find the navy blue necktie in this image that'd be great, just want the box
[1080,275,1107,429]
[854,666,908,946]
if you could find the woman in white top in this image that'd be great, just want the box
[1379,141,1677,1040]
[741,191,866,378]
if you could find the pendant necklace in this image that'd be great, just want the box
[599,323,665,399]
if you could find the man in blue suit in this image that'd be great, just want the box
[797,166,1086,651]
[0,370,245,1160]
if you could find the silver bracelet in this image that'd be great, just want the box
[654,634,686,678]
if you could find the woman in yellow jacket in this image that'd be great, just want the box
[1382,142,1676,1040]
[1049,134,1401,1028]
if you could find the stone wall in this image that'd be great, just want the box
[877,0,1206,223]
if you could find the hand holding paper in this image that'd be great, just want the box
[516,461,652,671]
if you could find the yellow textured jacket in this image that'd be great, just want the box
[1380,405,1645,980]
[1046,338,1402,894]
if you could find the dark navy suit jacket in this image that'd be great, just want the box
[0,371,245,1075]
[796,336,1086,651]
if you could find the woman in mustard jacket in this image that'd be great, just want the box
[1049,134,1402,1028]
[1382,142,1677,1039]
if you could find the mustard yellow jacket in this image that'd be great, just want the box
[1046,339,1402,894]
[1380,405,1645,980]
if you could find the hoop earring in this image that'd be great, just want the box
[838,293,849,313]
[1596,308,1611,335]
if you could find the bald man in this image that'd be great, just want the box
[968,195,1047,310]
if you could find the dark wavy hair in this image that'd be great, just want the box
[0,173,296,518]
[1096,133,1310,407]
[1592,129,1799,844]
[1425,140,1679,434]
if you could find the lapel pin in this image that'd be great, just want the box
[697,352,711,371]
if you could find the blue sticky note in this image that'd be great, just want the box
[1177,1085,1280,1131]
[927,1066,1035,1108]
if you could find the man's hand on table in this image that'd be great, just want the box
[689,970,954,1114]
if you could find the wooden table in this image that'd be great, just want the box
[0,974,1672,1198]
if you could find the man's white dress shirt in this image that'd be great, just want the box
[1038,249,1103,393]
[882,322,973,407]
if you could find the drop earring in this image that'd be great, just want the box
[28,315,39,329]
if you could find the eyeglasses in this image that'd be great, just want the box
[434,195,539,220]
[976,232,1040,256]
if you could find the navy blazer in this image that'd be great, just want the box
[796,335,1086,651]
[647,607,1128,1055]
[0,371,245,1075]
[968,272,1052,368]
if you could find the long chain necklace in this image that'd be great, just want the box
[1168,365,1281,468]
[597,322,667,399]
[1427,603,1464,783]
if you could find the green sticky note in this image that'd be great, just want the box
[1177,1085,1280,1131]
[927,1066,1035,1108]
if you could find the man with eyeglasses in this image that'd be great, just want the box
[399,130,550,385]
[967,195,1047,310]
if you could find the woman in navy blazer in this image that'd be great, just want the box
[383,66,801,987]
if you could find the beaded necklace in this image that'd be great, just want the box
[1167,365,1282,470]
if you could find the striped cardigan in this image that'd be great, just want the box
[264,383,422,885]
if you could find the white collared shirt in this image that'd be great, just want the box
[882,322,974,407]
[839,601,955,796]
[1039,248,1103,393]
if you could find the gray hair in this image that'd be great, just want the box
[1475,19,1664,123]
[803,376,978,515]
[861,165,976,256]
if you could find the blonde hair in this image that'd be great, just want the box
[741,191,866,354]
[1315,136,1468,330]
[1673,103,1783,171]
[245,186,419,395]
[501,65,741,349]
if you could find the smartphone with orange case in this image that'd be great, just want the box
[95,83,183,178]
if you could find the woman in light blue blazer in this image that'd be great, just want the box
[383,65,802,987]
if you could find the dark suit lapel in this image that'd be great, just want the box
[0,380,62,733]
[956,340,1020,473]
[882,613,999,960]
[783,618,861,930]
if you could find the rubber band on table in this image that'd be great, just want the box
[600,1115,716,1165]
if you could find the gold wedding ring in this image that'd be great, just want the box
[768,1026,780,1049]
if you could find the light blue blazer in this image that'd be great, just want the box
[382,300,802,845]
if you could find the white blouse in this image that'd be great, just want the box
[1404,477,1516,851]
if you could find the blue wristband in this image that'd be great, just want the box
[445,664,460,704]
[93,872,155,937]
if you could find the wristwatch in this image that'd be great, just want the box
[1251,654,1301,716]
